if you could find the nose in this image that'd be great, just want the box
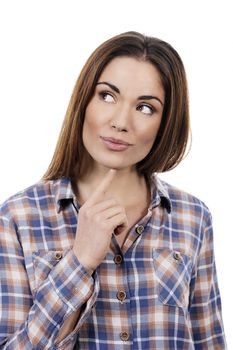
[110,105,130,132]
[111,122,127,132]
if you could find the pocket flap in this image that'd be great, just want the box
[32,250,67,293]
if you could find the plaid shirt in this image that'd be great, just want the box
[0,176,227,349]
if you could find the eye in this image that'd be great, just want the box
[137,104,155,116]
[99,91,115,103]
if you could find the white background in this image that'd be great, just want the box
[0,0,232,347]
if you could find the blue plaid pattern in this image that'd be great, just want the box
[0,176,227,349]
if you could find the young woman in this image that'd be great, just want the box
[0,31,227,349]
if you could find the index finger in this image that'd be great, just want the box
[87,169,117,205]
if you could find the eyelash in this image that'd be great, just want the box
[99,91,115,102]
[98,91,156,116]
[136,104,155,116]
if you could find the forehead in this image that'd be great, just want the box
[98,56,164,96]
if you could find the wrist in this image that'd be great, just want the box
[72,248,95,275]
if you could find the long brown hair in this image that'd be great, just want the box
[43,31,190,185]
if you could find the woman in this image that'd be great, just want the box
[0,31,227,349]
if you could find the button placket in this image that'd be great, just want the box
[112,246,130,344]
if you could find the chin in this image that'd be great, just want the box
[102,163,129,171]
[93,158,134,172]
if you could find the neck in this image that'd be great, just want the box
[77,165,149,207]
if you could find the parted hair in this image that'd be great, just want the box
[43,31,190,184]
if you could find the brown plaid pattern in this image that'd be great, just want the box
[0,176,227,349]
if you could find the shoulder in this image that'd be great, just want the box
[156,176,211,221]
[0,178,71,220]
[1,180,53,207]
[155,177,214,251]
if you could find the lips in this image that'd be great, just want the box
[101,136,131,145]
[100,136,132,151]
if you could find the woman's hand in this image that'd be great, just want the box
[73,169,128,273]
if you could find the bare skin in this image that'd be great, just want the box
[76,165,150,249]
[73,168,128,272]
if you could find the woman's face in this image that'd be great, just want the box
[83,56,165,172]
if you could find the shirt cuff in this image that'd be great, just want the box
[51,250,100,349]
[49,250,98,311]
[28,250,99,349]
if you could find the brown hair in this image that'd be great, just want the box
[43,31,190,185]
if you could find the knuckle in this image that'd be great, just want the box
[118,205,125,214]
[93,214,101,223]
[110,197,118,205]
[102,221,112,232]
[100,221,107,229]
[121,205,126,212]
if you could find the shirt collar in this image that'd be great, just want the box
[150,174,172,213]
[53,177,76,213]
[53,174,172,214]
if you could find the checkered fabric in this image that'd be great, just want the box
[0,175,227,349]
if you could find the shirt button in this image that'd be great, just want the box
[117,290,127,302]
[135,225,144,235]
[55,252,63,260]
[120,331,130,341]
[114,254,123,265]
[173,251,181,261]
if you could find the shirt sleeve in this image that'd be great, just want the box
[188,209,227,349]
[0,213,99,350]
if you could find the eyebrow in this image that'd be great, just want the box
[96,81,164,106]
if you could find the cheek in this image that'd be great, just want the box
[83,107,99,139]
[139,126,160,146]
[82,115,94,148]
[84,107,95,130]
[84,101,109,132]
[83,118,93,136]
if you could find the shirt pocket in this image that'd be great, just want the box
[32,250,66,294]
[152,248,192,308]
